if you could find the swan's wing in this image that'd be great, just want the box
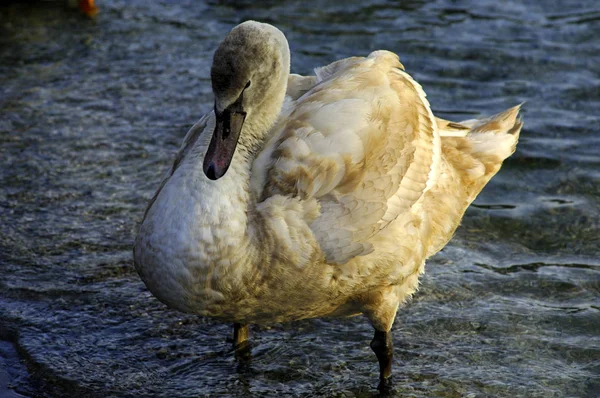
[314,57,369,82]
[287,74,317,100]
[142,113,213,220]
[285,57,368,101]
[257,51,439,264]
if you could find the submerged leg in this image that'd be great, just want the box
[233,323,249,348]
[370,329,393,391]
[232,323,251,361]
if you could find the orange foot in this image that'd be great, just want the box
[78,0,98,18]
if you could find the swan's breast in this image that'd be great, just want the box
[134,161,252,313]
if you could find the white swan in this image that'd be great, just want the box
[134,21,522,389]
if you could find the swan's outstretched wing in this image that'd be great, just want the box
[256,51,440,264]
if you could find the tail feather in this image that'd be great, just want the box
[437,103,523,178]
[459,103,524,134]
[435,117,471,137]
[425,104,523,257]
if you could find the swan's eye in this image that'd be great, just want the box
[245,80,251,89]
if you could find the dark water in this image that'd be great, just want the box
[1,0,599,396]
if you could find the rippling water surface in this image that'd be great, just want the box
[1,1,599,397]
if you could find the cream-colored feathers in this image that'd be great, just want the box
[134,21,522,332]
[258,51,441,265]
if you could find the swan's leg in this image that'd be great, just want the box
[233,323,249,348]
[232,323,251,361]
[359,286,398,390]
[370,329,393,390]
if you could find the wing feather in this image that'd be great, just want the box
[257,51,439,264]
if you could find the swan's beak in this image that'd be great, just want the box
[203,105,246,180]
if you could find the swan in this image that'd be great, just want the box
[134,21,523,389]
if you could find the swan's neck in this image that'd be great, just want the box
[189,111,278,238]
[238,87,288,156]
[188,74,289,254]
[194,147,253,231]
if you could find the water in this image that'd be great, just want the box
[1,0,599,396]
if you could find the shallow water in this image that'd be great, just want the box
[1,0,599,397]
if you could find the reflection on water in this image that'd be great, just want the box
[1,0,599,396]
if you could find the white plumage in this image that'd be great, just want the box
[134,21,523,387]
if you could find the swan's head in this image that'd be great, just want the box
[204,21,290,180]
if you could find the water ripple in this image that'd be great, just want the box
[1,0,599,397]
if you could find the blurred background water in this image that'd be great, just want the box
[0,0,599,397]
